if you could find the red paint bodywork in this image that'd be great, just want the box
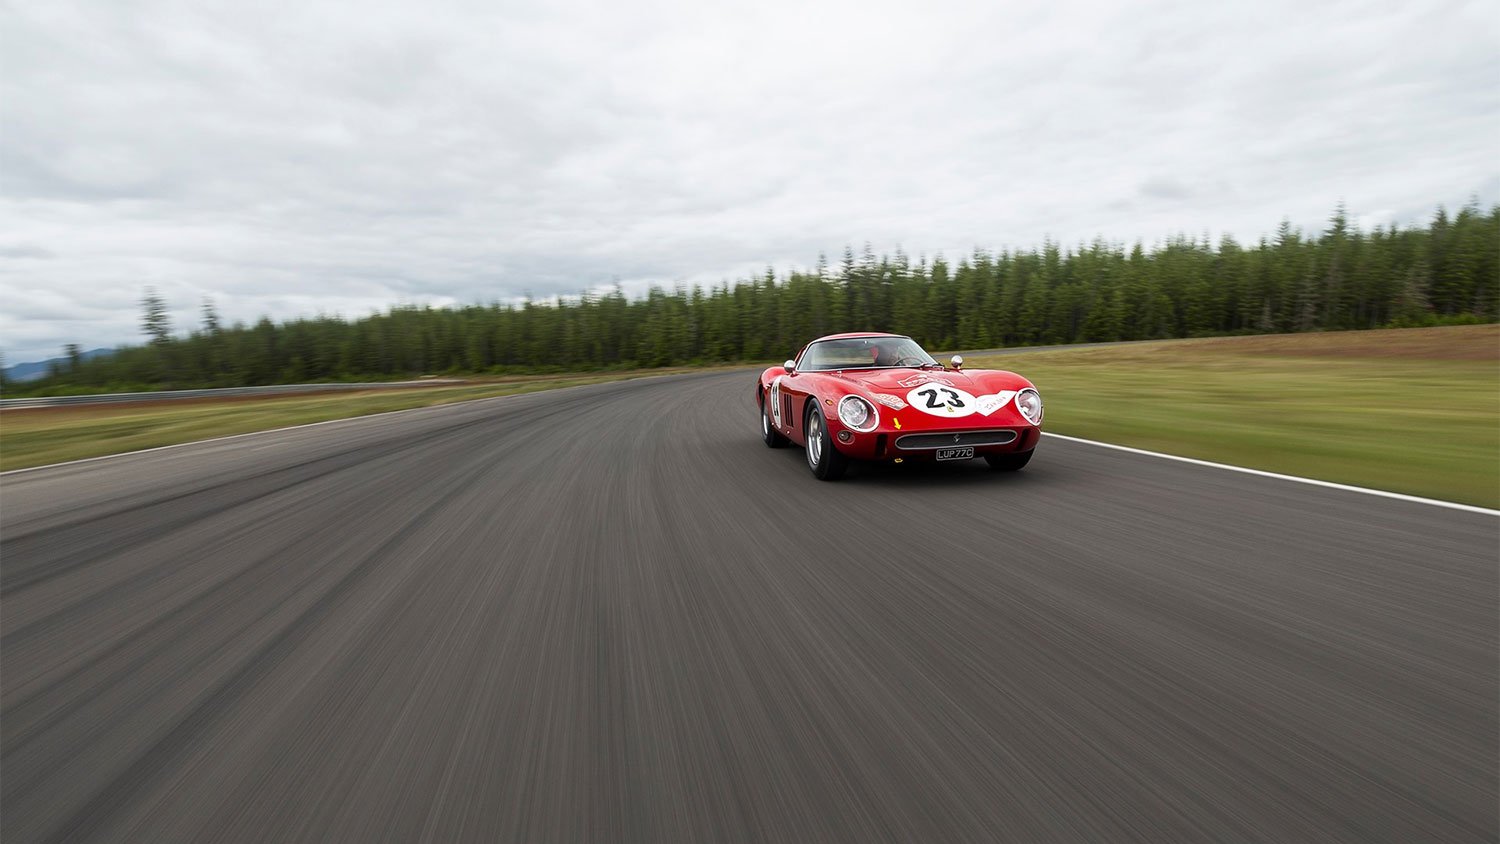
[756,332,1041,462]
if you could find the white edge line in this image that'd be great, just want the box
[1042,432,1499,517]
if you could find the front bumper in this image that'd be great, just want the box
[827,424,1040,461]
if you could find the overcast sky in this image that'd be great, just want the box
[2,0,1496,362]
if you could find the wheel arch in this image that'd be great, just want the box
[802,394,824,427]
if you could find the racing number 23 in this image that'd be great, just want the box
[917,387,965,409]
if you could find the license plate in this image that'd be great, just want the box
[935,447,974,461]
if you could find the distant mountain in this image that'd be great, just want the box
[4,348,113,382]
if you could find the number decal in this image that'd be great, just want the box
[916,388,968,409]
[905,385,978,418]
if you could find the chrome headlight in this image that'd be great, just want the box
[837,395,878,432]
[1015,388,1043,424]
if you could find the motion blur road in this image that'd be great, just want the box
[2,370,1496,843]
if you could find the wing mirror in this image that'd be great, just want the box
[783,359,797,374]
[950,355,963,370]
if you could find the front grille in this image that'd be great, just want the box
[895,430,1018,450]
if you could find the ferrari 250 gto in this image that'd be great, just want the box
[757,332,1042,480]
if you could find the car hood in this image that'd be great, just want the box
[830,368,988,394]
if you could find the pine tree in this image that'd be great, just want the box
[1293,273,1320,333]
[141,289,172,346]
[1391,261,1433,326]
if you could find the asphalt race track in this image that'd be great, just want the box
[2,370,1496,843]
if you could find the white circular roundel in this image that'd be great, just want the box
[904,384,978,418]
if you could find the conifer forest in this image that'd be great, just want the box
[10,202,1496,394]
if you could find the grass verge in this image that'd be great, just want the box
[0,372,677,472]
[970,325,1499,509]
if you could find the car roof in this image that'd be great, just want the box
[808,332,907,343]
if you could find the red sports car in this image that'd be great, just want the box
[757,332,1043,480]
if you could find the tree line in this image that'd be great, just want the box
[7,201,1496,395]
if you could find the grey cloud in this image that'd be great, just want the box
[1,0,1496,361]
[1140,177,1193,200]
[0,243,55,259]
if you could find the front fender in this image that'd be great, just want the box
[963,369,1036,393]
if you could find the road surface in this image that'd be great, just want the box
[2,370,1495,843]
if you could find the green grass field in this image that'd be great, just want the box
[970,325,1499,509]
[0,373,664,472]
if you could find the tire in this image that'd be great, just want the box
[761,394,789,448]
[984,449,1034,472]
[804,404,850,480]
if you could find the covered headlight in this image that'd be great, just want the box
[837,395,878,432]
[1015,388,1043,424]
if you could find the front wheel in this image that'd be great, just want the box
[984,449,1034,472]
[804,405,850,480]
[761,395,789,448]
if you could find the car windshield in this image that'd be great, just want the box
[797,336,939,371]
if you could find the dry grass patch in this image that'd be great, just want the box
[1108,324,1496,360]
